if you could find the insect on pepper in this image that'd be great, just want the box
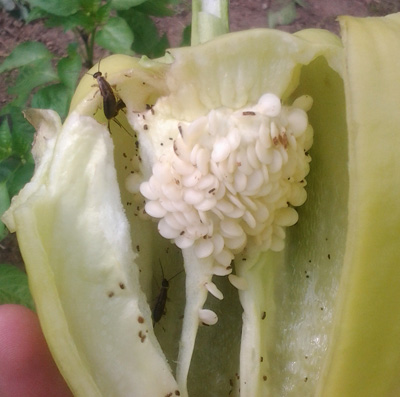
[88,62,132,136]
[152,262,184,326]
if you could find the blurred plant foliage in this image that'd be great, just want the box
[0,264,35,310]
[267,0,307,29]
[0,0,187,244]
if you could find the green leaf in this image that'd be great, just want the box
[79,0,102,12]
[0,107,35,161]
[7,108,35,158]
[295,0,307,7]
[152,33,169,57]
[0,264,34,310]
[0,153,34,200]
[135,0,174,17]
[0,158,16,186]
[96,1,113,26]
[128,11,169,57]
[32,84,72,119]
[0,41,53,73]
[26,0,80,16]
[0,152,35,199]
[95,16,134,54]
[43,3,108,32]
[267,0,297,28]
[0,183,10,240]
[43,12,92,31]
[7,58,58,107]
[111,0,147,10]
[0,118,13,162]
[58,45,82,91]
[25,6,48,22]
[180,23,191,47]
[6,162,34,198]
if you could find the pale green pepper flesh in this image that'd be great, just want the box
[3,13,400,397]
[318,14,400,396]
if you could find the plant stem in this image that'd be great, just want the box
[191,0,229,46]
[87,28,97,68]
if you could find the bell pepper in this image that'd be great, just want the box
[3,7,400,397]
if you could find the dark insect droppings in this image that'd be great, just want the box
[138,330,146,343]
[261,311,266,320]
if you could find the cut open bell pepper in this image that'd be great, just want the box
[3,12,400,397]
[318,14,400,396]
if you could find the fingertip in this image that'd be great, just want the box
[0,304,73,397]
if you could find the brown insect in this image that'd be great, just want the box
[152,262,183,326]
[89,62,132,136]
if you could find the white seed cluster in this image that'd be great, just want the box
[139,93,313,275]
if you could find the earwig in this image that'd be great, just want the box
[152,262,183,325]
[92,69,124,119]
[88,61,132,137]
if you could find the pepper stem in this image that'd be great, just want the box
[191,0,230,45]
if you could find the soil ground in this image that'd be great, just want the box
[1,0,400,268]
